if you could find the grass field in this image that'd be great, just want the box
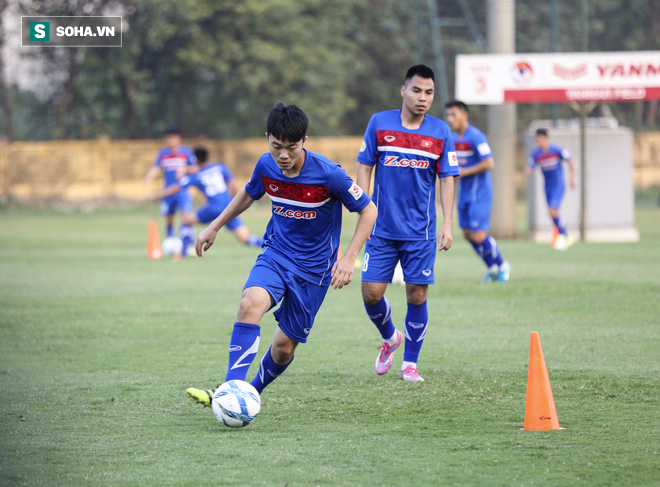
[1,201,659,486]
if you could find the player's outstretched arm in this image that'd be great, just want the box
[568,158,577,188]
[438,176,457,251]
[196,188,256,257]
[330,201,378,290]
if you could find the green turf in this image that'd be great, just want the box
[1,203,658,486]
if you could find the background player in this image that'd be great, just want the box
[186,103,377,405]
[357,65,458,383]
[445,100,511,283]
[527,128,577,250]
[147,146,263,248]
[142,127,197,255]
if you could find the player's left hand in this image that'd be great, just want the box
[195,226,218,257]
[438,224,453,251]
[331,256,354,290]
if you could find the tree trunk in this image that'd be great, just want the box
[0,0,14,141]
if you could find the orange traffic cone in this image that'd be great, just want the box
[523,332,563,431]
[146,220,163,259]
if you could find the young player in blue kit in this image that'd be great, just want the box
[186,103,377,405]
[528,128,576,250]
[357,65,459,382]
[142,127,197,256]
[445,100,511,283]
[147,146,263,248]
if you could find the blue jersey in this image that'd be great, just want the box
[177,163,233,207]
[153,146,197,187]
[245,150,371,286]
[453,124,493,205]
[529,144,571,193]
[357,109,458,241]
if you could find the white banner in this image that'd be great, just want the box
[456,51,660,104]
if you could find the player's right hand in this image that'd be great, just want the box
[195,227,217,257]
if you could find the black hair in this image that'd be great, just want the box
[536,128,549,137]
[445,99,469,113]
[266,102,308,143]
[404,64,435,85]
[194,146,208,163]
[164,126,181,136]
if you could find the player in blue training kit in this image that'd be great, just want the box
[445,100,511,283]
[528,128,576,250]
[357,65,458,382]
[143,127,197,256]
[147,146,263,248]
[186,103,377,407]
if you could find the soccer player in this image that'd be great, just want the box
[186,103,377,405]
[142,127,197,255]
[357,65,459,383]
[147,146,263,248]
[527,128,577,250]
[445,100,511,283]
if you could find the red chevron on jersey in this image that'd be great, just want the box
[261,175,329,205]
[376,130,444,157]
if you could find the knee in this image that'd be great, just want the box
[406,285,427,305]
[271,340,296,365]
[362,283,384,305]
[237,291,268,322]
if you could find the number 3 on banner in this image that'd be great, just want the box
[476,76,486,94]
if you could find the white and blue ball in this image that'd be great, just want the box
[212,380,261,428]
[161,236,183,256]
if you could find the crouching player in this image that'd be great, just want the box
[186,102,377,405]
[147,146,263,250]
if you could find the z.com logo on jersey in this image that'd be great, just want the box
[383,156,429,169]
[273,205,317,220]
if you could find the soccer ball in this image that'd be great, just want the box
[391,262,405,286]
[162,236,183,256]
[212,380,261,428]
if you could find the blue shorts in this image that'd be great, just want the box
[160,191,193,216]
[243,253,329,343]
[196,204,244,230]
[458,200,492,231]
[545,186,565,210]
[361,235,436,285]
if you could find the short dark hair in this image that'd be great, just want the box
[266,102,308,143]
[164,126,181,136]
[536,128,549,137]
[445,99,469,113]
[404,64,435,85]
[194,146,208,164]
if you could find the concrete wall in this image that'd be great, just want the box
[0,131,658,203]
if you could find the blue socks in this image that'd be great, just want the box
[250,346,293,394]
[167,223,174,237]
[180,224,195,257]
[364,296,396,341]
[403,301,429,364]
[552,216,567,236]
[247,235,264,247]
[471,236,504,268]
[225,322,261,382]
